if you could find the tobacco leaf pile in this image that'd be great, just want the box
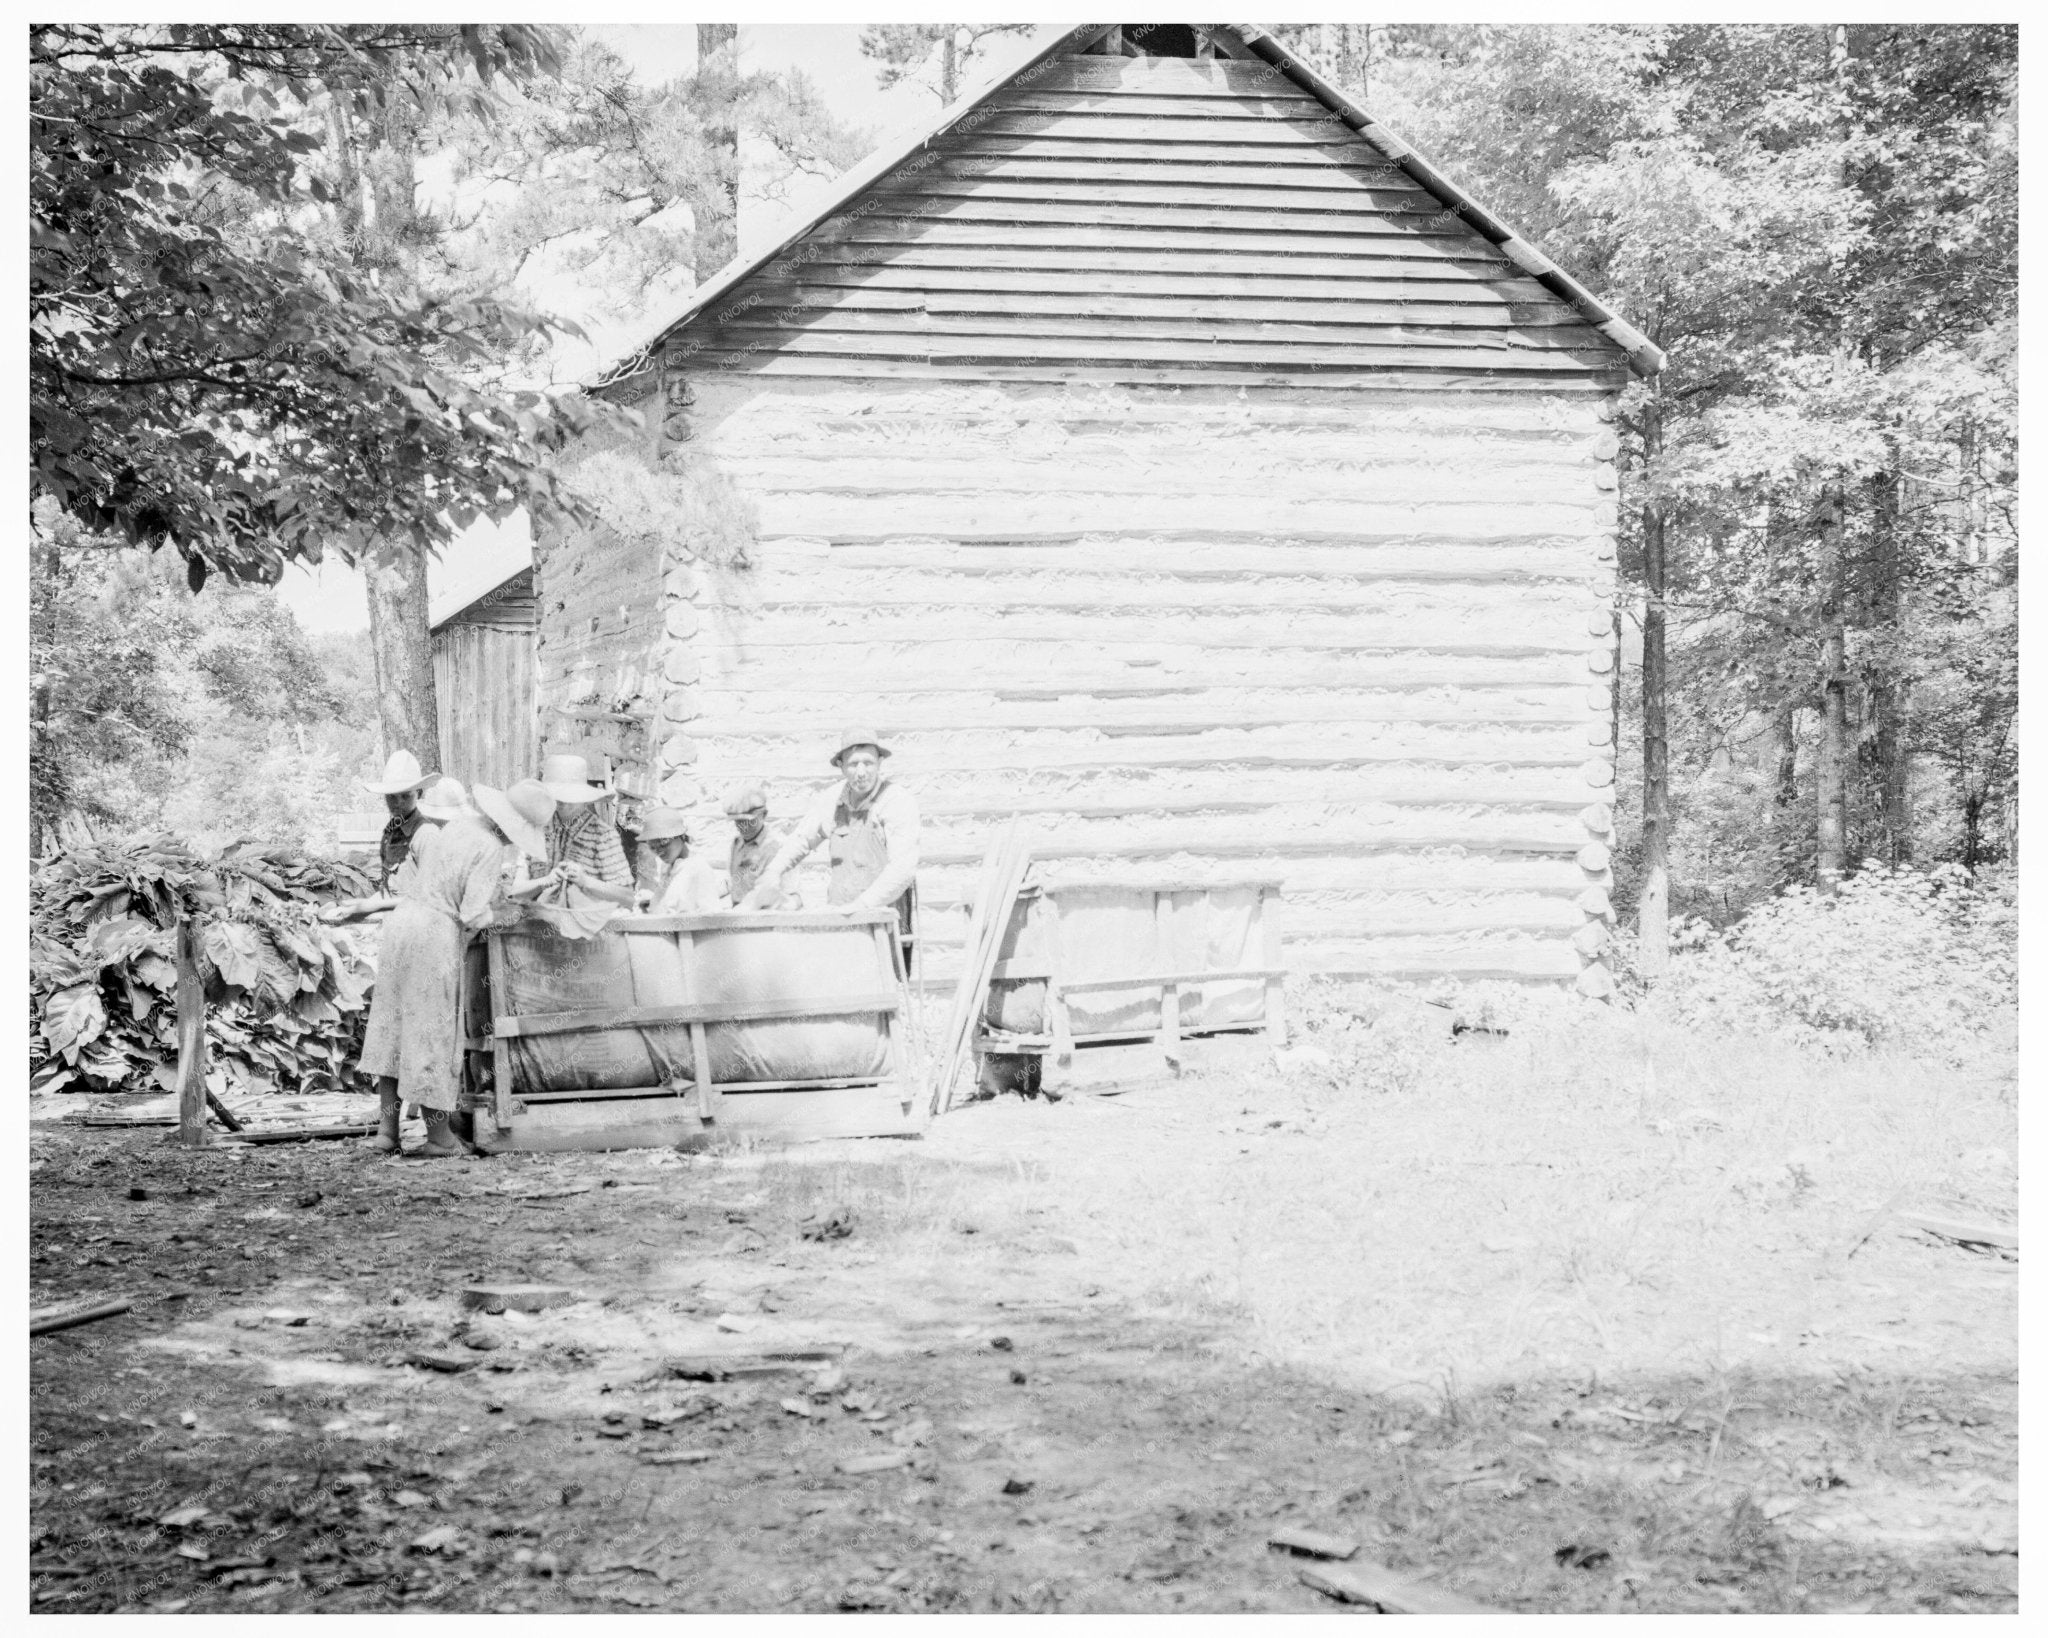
[30,835,378,1100]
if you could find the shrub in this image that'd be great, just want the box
[30,834,376,1100]
[1658,862,2015,1059]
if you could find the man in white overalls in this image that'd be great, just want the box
[741,728,922,972]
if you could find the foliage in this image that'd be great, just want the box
[30,500,377,854]
[1657,863,2014,1058]
[565,447,759,571]
[30,835,378,1100]
[29,22,608,583]
[858,24,1037,104]
[436,32,870,364]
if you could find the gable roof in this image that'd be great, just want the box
[590,22,1662,391]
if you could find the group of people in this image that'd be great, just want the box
[345,728,920,1158]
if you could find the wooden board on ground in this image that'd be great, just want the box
[31,1296,134,1337]
[1297,1557,1500,1614]
[470,1084,920,1155]
[1898,1213,2017,1251]
[1267,1526,1360,1560]
[462,1284,576,1314]
[663,1348,845,1382]
[226,1123,378,1145]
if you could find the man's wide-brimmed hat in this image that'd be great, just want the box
[829,728,891,769]
[416,776,474,824]
[473,780,556,859]
[724,783,768,817]
[362,749,434,795]
[539,752,611,806]
[637,806,693,845]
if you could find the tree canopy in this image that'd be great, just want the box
[29,23,606,585]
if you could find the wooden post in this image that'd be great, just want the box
[1255,887,1288,1047]
[486,931,515,1132]
[174,919,209,1148]
[1153,890,1179,1042]
[676,927,719,1125]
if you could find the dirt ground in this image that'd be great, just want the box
[29,1065,2019,1616]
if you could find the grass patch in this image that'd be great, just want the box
[761,997,2015,1399]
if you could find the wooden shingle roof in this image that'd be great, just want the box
[592,23,1662,394]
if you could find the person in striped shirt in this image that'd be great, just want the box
[537,752,636,909]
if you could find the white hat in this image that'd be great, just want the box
[474,780,556,859]
[362,749,434,795]
[539,752,611,806]
[416,776,474,824]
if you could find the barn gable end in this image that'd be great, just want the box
[529,23,1637,991]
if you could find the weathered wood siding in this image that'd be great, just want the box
[432,572,538,793]
[564,49,1627,988]
[666,54,1626,393]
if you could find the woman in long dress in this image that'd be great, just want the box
[357,780,555,1158]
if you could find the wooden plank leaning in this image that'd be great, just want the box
[933,820,1031,1118]
[929,824,1010,1119]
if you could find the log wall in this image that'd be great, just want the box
[641,378,1619,990]
[532,478,666,799]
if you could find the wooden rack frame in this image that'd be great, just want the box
[463,909,916,1150]
[973,880,1287,1093]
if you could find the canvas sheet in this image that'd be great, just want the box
[492,919,892,1095]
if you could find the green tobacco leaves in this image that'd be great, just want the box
[30,834,378,1098]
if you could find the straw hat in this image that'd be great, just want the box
[416,775,474,824]
[474,780,556,858]
[362,749,434,795]
[723,783,768,817]
[539,752,611,805]
[829,728,890,768]
[636,806,693,845]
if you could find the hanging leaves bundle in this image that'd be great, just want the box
[30,835,377,1099]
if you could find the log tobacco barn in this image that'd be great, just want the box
[436,22,1663,995]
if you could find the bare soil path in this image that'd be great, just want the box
[30,1087,2017,1615]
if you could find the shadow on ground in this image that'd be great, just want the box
[29,1123,2018,1614]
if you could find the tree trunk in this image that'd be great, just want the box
[1638,502,1671,976]
[695,23,741,283]
[367,550,441,771]
[174,919,210,1148]
[1961,791,1983,875]
[1773,704,1799,810]
[1814,22,1852,895]
[30,535,61,860]
[1865,471,1912,864]
[1815,482,1850,891]
[1636,388,1671,977]
[332,94,443,774]
[941,30,958,103]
